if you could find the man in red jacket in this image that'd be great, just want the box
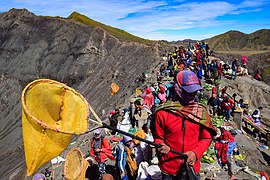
[152,70,216,180]
[221,95,234,122]
[214,127,234,177]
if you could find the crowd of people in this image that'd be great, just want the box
[34,41,267,180]
[84,41,269,180]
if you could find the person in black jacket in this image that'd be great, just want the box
[231,58,238,80]
[208,94,221,116]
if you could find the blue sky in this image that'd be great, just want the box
[1,0,270,41]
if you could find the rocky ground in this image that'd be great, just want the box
[215,52,270,85]
[220,75,270,129]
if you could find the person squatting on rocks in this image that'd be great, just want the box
[214,127,235,178]
[254,70,262,81]
[151,70,216,180]
[113,135,137,180]
[90,129,114,177]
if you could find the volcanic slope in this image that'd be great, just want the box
[0,8,163,179]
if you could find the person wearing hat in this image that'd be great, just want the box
[151,70,216,180]
[33,173,45,180]
[158,85,167,103]
[90,129,114,176]
[113,135,137,180]
[142,87,154,110]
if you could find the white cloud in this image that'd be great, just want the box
[237,0,269,8]
[112,1,236,36]
[230,8,262,15]
[228,0,269,15]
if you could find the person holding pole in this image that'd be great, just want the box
[151,70,216,180]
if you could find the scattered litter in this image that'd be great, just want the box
[70,141,76,145]
[137,161,161,180]
[260,145,269,149]
[150,157,159,165]
[51,156,65,167]
[242,166,261,179]
[234,154,246,161]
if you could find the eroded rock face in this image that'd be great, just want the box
[215,52,270,85]
[0,9,163,178]
[221,76,270,128]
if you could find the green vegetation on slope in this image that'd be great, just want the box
[206,29,270,51]
[68,12,153,45]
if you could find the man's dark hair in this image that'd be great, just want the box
[142,123,148,131]
[115,109,120,114]
[134,100,141,106]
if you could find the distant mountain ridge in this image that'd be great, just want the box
[206,29,270,51]
[68,12,153,45]
[11,9,269,51]
[66,12,270,51]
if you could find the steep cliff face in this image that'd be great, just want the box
[0,9,162,178]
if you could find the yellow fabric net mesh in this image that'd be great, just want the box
[21,79,89,176]
[64,148,89,180]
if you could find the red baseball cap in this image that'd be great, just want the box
[176,70,202,93]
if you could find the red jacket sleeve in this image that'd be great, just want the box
[101,138,115,160]
[221,101,225,109]
[101,138,110,151]
[214,141,221,150]
[226,131,234,143]
[152,111,165,145]
[229,98,235,108]
[90,139,94,157]
[192,127,212,160]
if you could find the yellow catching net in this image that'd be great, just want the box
[64,148,89,180]
[21,79,89,176]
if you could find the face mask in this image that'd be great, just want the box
[94,133,101,139]
[174,83,196,105]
